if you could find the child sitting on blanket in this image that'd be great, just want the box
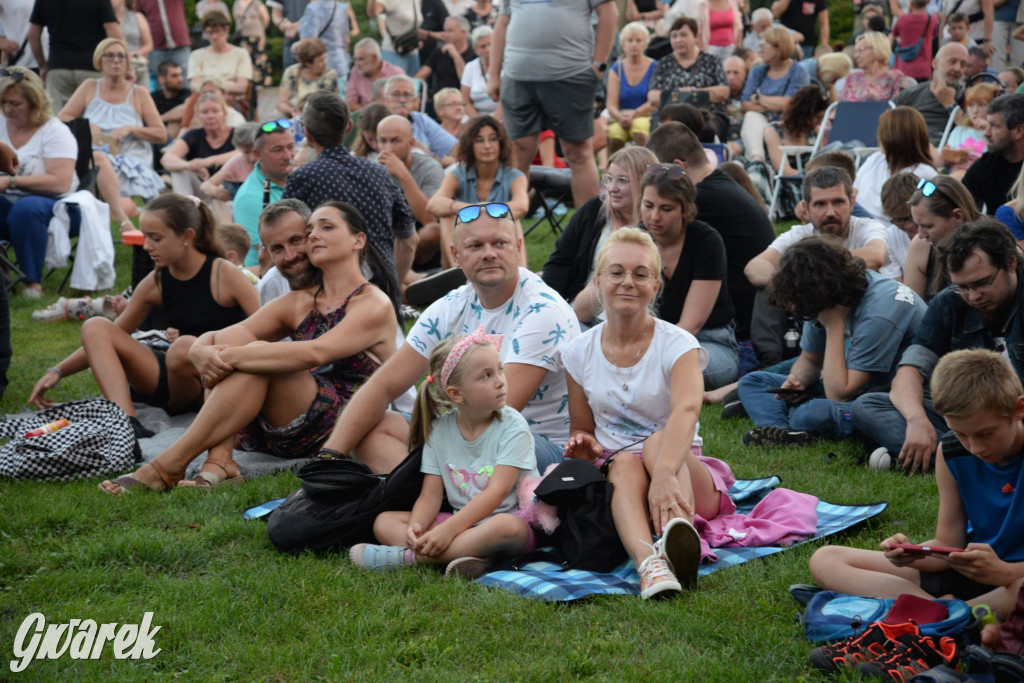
[349,328,540,579]
[809,349,1024,616]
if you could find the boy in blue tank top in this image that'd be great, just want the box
[808,349,1024,618]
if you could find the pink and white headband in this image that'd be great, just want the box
[438,325,503,390]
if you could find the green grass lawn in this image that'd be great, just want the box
[0,215,939,681]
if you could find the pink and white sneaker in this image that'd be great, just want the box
[638,554,681,600]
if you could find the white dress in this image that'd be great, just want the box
[83,81,164,199]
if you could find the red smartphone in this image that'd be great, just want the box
[890,543,964,555]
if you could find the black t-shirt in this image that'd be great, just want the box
[182,127,235,166]
[151,88,191,115]
[779,0,827,45]
[695,169,776,340]
[418,0,450,64]
[962,152,1023,214]
[656,219,735,331]
[30,0,118,71]
[425,44,476,95]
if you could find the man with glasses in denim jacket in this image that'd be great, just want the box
[851,219,1024,473]
[316,202,579,475]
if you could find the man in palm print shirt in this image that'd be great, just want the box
[319,205,579,475]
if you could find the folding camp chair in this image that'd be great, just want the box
[703,143,731,165]
[938,106,963,152]
[810,99,896,165]
[525,165,573,237]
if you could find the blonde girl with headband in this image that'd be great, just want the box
[30,193,258,440]
[350,327,540,578]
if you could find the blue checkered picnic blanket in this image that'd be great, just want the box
[476,477,888,602]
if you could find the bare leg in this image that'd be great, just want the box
[704,381,738,403]
[80,317,161,417]
[808,545,926,599]
[92,152,130,224]
[605,453,656,567]
[163,335,203,414]
[560,138,601,208]
[642,432,721,522]
[354,411,412,474]
[374,510,530,563]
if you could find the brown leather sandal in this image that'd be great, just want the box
[99,460,177,496]
[177,461,246,490]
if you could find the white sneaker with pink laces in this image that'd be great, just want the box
[638,554,682,600]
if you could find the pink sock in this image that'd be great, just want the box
[404,549,416,566]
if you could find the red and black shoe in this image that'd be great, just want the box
[857,632,960,681]
[809,622,922,673]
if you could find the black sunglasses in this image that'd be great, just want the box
[0,69,25,84]
[646,163,686,180]
[258,119,294,136]
[455,203,512,225]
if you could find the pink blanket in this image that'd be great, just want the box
[694,488,820,562]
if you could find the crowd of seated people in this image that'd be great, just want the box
[12,0,1024,627]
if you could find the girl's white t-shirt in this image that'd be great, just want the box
[561,318,708,452]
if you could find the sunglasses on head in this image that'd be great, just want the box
[455,203,512,225]
[0,69,25,84]
[258,119,293,136]
[917,177,952,203]
[646,163,686,180]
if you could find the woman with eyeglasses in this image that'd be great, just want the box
[97,200,400,494]
[434,88,467,138]
[0,67,80,298]
[57,38,166,216]
[187,11,253,100]
[904,175,981,300]
[561,227,737,598]
[738,26,809,163]
[160,92,239,199]
[277,38,340,119]
[640,163,738,389]
[841,32,906,103]
[427,115,528,269]
[542,146,658,312]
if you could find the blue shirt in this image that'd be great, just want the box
[740,62,809,121]
[410,111,457,160]
[801,271,927,392]
[233,163,283,266]
[942,431,1024,563]
[448,163,524,204]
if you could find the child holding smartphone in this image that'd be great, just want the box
[809,349,1024,614]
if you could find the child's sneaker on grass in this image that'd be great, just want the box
[857,632,960,680]
[742,425,813,447]
[444,556,496,579]
[349,543,413,571]
[656,517,701,590]
[637,554,681,600]
[809,621,922,673]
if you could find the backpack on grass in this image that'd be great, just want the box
[267,448,423,554]
[515,458,628,572]
[802,590,972,643]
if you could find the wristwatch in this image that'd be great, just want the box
[593,61,607,73]
[7,175,16,189]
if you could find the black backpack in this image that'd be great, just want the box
[517,458,627,572]
[266,448,423,554]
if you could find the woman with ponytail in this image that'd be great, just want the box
[100,200,401,493]
[30,193,258,437]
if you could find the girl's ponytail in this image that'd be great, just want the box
[191,199,223,257]
[142,193,224,257]
[409,336,460,452]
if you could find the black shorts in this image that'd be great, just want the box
[129,347,170,410]
[920,568,996,601]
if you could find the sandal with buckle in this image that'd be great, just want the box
[99,460,176,496]
[177,461,246,490]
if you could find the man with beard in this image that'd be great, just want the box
[256,199,317,305]
[892,43,970,143]
[736,235,926,447]
[962,94,1024,214]
[234,121,298,267]
[744,166,889,289]
[851,220,1024,472]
